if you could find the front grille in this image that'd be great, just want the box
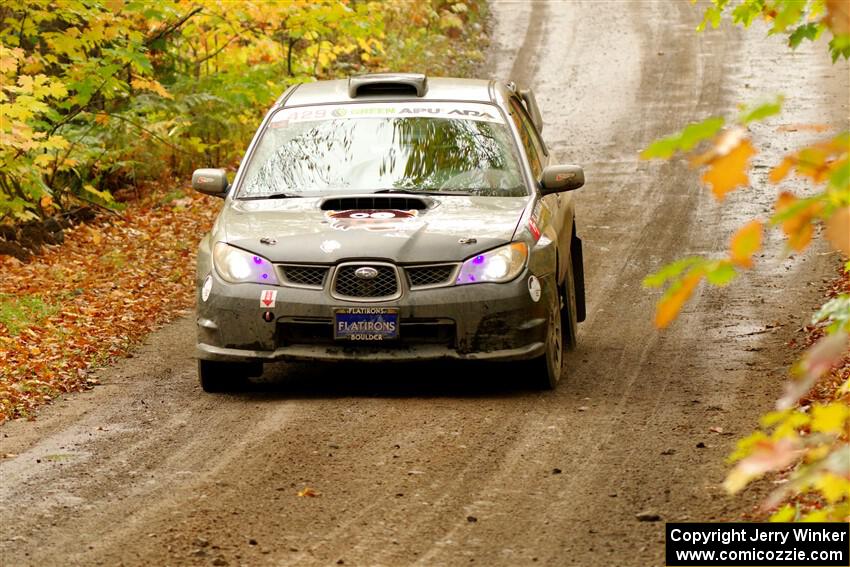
[333,264,399,300]
[406,264,457,289]
[280,265,328,289]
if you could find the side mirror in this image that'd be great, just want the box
[192,168,229,198]
[541,165,584,195]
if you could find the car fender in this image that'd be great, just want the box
[196,234,213,286]
[527,230,557,281]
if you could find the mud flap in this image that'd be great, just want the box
[571,234,586,322]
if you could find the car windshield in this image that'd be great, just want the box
[237,102,526,198]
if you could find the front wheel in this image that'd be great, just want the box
[198,359,261,393]
[531,288,564,389]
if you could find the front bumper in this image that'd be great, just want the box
[196,268,554,364]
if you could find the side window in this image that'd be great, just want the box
[509,98,543,179]
[514,98,548,157]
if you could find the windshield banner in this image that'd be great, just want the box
[271,102,504,126]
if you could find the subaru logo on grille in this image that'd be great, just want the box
[354,266,379,279]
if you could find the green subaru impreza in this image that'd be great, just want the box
[193,73,586,392]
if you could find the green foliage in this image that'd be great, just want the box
[789,22,823,47]
[644,256,742,290]
[813,294,850,333]
[0,0,486,223]
[829,32,850,61]
[646,0,850,522]
[643,125,850,520]
[640,98,784,161]
[705,261,739,285]
[375,0,487,77]
[697,0,850,61]
[642,257,707,287]
[639,117,725,159]
[739,97,784,123]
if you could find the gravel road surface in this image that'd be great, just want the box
[1,1,848,566]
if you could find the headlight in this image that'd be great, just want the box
[213,242,279,284]
[456,242,528,285]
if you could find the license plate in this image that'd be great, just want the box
[334,308,399,341]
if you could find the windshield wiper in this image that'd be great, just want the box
[372,189,475,196]
[238,192,301,200]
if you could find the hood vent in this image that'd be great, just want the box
[320,196,430,211]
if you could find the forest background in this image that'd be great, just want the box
[0,0,488,419]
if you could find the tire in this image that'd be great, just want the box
[198,359,261,393]
[532,285,564,389]
[562,251,579,352]
[570,230,586,323]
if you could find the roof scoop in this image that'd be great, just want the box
[348,73,428,98]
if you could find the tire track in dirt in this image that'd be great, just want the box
[1,2,847,566]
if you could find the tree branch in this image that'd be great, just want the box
[89,112,194,155]
[193,33,240,67]
[145,5,204,46]
[44,5,204,140]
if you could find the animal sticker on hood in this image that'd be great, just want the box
[325,209,422,232]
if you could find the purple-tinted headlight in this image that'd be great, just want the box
[456,242,528,285]
[213,242,279,284]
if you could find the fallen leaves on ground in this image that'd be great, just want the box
[0,182,217,422]
[794,266,850,412]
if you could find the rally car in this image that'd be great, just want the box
[193,73,586,392]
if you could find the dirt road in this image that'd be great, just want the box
[1,2,848,566]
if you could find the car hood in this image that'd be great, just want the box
[219,195,530,264]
